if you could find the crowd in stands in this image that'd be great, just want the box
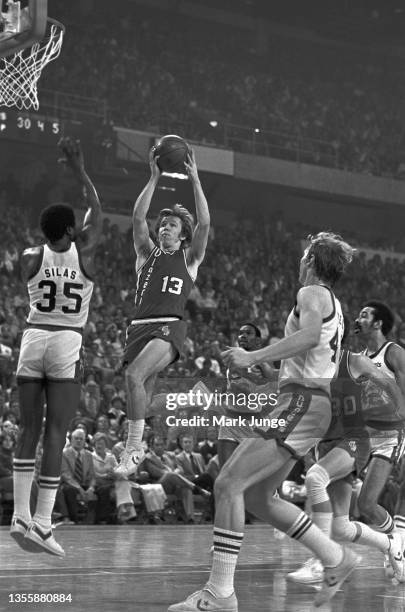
[2,172,405,524]
[42,1,405,178]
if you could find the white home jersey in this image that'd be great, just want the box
[27,243,93,329]
[279,285,344,395]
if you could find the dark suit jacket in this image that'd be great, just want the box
[61,446,96,490]
[175,450,206,480]
[143,451,177,482]
[198,441,218,465]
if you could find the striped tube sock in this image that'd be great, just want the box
[287,511,343,568]
[13,458,36,521]
[207,527,244,597]
[394,515,405,536]
[375,512,394,534]
[33,475,60,529]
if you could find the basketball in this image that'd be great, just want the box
[153,134,190,173]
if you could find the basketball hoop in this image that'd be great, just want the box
[0,17,64,110]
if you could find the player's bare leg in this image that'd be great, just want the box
[169,438,360,611]
[116,338,175,477]
[11,380,45,551]
[330,478,404,581]
[358,457,396,531]
[288,447,355,584]
[394,480,405,562]
[217,440,238,469]
[24,380,80,557]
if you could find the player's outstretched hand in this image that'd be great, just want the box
[221,347,253,369]
[58,137,85,173]
[149,145,161,180]
[184,148,199,182]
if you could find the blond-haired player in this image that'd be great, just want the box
[169,232,356,611]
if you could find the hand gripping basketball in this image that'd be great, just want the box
[149,145,161,179]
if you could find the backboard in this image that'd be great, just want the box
[0,0,48,56]
[0,0,63,109]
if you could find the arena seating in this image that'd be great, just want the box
[40,0,405,178]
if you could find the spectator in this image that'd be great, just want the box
[142,434,198,522]
[0,431,14,498]
[175,433,214,522]
[194,343,221,376]
[198,427,218,465]
[91,432,136,524]
[94,414,118,449]
[59,429,98,524]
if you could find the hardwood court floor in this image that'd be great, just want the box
[0,525,404,612]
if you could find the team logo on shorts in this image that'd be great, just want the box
[161,325,170,336]
[349,440,357,452]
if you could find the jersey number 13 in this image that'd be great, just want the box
[161,276,183,295]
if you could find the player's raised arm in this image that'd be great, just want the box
[58,137,102,252]
[132,146,159,265]
[222,286,325,369]
[184,149,210,266]
[19,246,43,284]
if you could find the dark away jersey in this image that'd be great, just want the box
[326,349,365,441]
[134,246,194,319]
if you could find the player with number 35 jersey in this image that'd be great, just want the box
[26,241,93,328]
[11,138,102,559]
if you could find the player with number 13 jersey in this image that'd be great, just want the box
[134,246,193,320]
[115,144,210,479]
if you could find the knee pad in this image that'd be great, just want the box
[332,516,358,542]
[305,464,331,505]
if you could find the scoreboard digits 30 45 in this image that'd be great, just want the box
[0,109,61,143]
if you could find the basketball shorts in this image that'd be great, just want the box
[123,319,187,367]
[368,427,405,464]
[218,421,259,444]
[218,404,275,444]
[253,384,332,460]
[17,327,83,382]
[316,432,371,477]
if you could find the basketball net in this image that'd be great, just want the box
[0,19,64,110]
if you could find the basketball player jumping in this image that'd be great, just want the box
[10,138,102,557]
[169,232,356,611]
[115,145,210,478]
[288,317,405,585]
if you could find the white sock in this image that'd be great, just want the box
[394,515,405,538]
[13,458,35,521]
[207,527,243,597]
[127,419,145,452]
[312,511,332,537]
[333,516,389,553]
[287,511,343,567]
[33,476,60,529]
